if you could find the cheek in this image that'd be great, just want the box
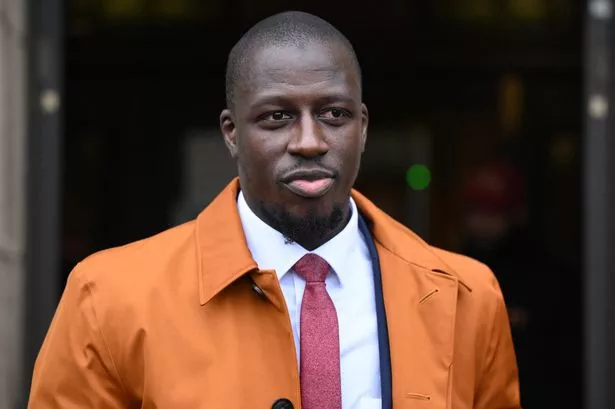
[236,131,282,180]
[237,130,264,162]
[337,146,363,183]
[335,135,363,163]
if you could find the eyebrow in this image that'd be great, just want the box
[250,92,357,107]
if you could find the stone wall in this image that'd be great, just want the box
[0,0,27,407]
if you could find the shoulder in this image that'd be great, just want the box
[68,220,198,304]
[429,246,503,297]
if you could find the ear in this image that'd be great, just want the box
[220,109,238,158]
[360,103,369,152]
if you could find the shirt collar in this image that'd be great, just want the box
[237,191,361,285]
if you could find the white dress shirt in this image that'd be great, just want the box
[237,191,382,409]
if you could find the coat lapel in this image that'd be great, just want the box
[378,245,458,407]
[352,190,469,408]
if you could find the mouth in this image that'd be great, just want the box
[280,169,335,199]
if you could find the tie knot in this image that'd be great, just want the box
[294,254,330,282]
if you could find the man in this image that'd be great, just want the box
[28,11,521,409]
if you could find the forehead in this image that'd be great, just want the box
[236,41,360,107]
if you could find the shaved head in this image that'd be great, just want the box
[225,11,362,109]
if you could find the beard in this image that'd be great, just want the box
[258,201,347,248]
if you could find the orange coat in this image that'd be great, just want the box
[28,178,521,408]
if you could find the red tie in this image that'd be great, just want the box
[294,254,342,409]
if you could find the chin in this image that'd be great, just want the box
[287,198,337,217]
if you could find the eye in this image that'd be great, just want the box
[264,111,293,121]
[319,108,351,121]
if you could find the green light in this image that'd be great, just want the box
[406,164,431,190]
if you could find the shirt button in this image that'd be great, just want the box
[271,398,294,409]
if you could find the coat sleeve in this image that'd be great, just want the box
[474,285,522,409]
[28,265,131,408]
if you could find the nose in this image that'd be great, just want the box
[287,113,329,158]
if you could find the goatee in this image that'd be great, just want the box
[260,202,346,248]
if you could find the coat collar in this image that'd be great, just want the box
[196,177,470,305]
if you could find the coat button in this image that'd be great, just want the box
[252,282,266,299]
[271,398,294,409]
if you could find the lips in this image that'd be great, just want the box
[280,169,335,198]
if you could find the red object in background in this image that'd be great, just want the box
[463,160,526,215]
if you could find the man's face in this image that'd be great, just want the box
[220,40,368,247]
